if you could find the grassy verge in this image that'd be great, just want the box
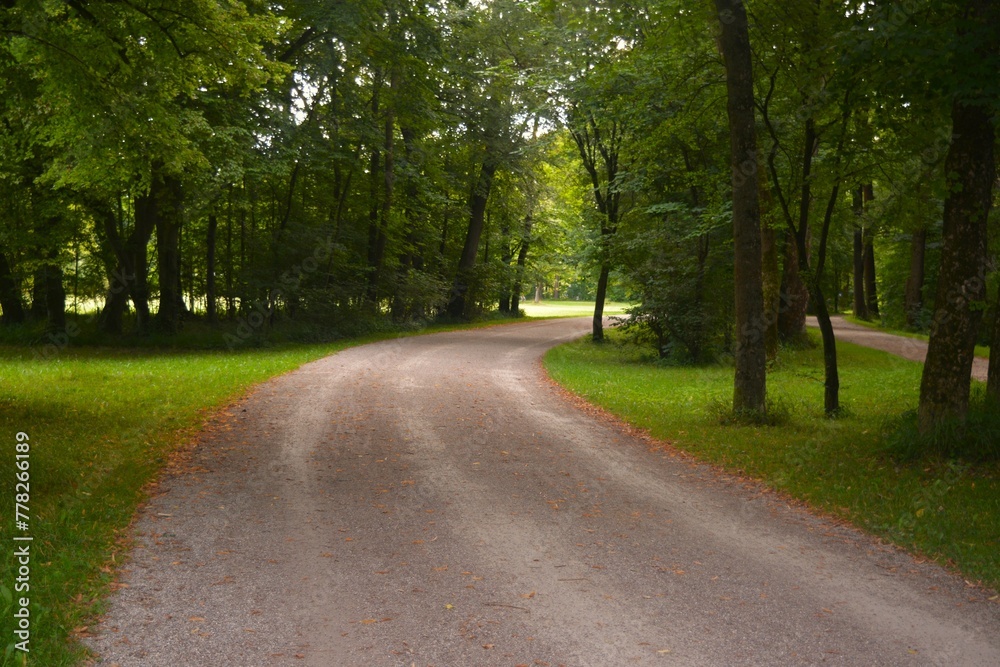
[0,318,508,666]
[544,329,1000,590]
[521,300,631,319]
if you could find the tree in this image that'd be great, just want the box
[714,0,766,414]
[917,0,999,432]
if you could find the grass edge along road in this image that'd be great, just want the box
[0,318,516,667]
[544,330,1000,595]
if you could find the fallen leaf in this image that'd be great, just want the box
[189,617,205,622]
[521,591,536,599]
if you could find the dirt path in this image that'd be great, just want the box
[88,318,1000,666]
[808,315,989,381]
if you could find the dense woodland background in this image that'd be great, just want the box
[1,0,999,432]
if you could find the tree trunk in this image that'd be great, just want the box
[811,165,849,415]
[366,143,382,304]
[0,249,25,325]
[206,212,218,323]
[42,264,66,333]
[812,282,840,412]
[392,125,423,322]
[592,262,610,342]
[904,228,927,329]
[852,228,867,320]
[852,186,869,320]
[29,267,46,321]
[534,283,542,303]
[510,218,532,316]
[778,231,808,341]
[863,230,879,319]
[918,100,994,432]
[761,224,780,362]
[96,190,156,335]
[715,0,767,414]
[447,157,497,319]
[989,286,1000,401]
[155,172,185,333]
[759,171,780,362]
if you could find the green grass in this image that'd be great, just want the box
[545,329,1000,590]
[0,317,510,667]
[842,314,991,358]
[521,300,631,319]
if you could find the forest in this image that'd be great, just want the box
[1,0,999,435]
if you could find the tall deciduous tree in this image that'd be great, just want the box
[918,0,999,432]
[714,0,766,414]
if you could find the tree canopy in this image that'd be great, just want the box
[2,0,999,440]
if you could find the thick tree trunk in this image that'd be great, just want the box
[715,0,767,413]
[96,191,156,335]
[904,228,927,329]
[778,231,809,341]
[447,158,497,319]
[918,100,994,432]
[41,264,66,333]
[0,249,25,325]
[206,213,218,323]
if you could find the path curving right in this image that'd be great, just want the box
[808,315,989,381]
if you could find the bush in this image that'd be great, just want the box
[614,203,733,364]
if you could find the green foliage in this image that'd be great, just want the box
[615,202,733,363]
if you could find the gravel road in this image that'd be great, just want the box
[88,317,1000,666]
[807,315,989,381]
